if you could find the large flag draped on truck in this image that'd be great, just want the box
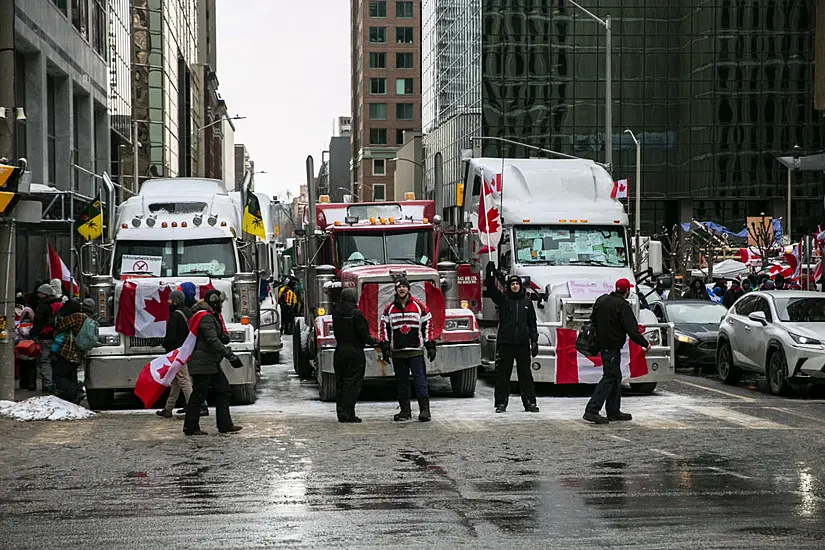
[554,327,648,384]
[476,172,503,254]
[116,279,215,338]
[133,310,210,408]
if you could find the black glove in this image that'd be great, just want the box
[531,342,539,358]
[379,341,392,361]
[227,353,244,369]
[485,261,496,279]
[219,332,230,344]
[425,341,437,362]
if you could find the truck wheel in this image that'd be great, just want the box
[450,367,477,397]
[86,389,114,410]
[230,383,257,405]
[262,352,280,365]
[318,372,336,402]
[292,320,313,379]
[629,383,657,394]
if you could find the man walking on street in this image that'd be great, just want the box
[485,262,540,413]
[183,290,244,436]
[332,288,378,423]
[156,290,204,418]
[30,283,61,393]
[381,278,437,422]
[583,278,650,424]
[51,299,93,405]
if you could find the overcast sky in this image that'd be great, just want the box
[216,0,350,200]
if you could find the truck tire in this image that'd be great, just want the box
[86,389,114,410]
[450,367,477,397]
[629,382,657,394]
[262,352,280,365]
[318,371,336,402]
[292,320,313,379]
[230,383,257,405]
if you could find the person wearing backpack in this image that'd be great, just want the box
[30,284,62,393]
[51,299,96,404]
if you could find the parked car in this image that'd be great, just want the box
[717,291,825,395]
[649,300,727,371]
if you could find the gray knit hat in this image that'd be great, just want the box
[81,298,96,314]
[169,290,185,306]
[37,284,55,297]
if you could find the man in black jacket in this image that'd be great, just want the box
[157,290,202,418]
[583,278,650,424]
[485,262,540,413]
[30,283,61,393]
[183,290,244,436]
[332,288,378,423]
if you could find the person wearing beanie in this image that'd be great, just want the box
[49,278,64,300]
[156,290,203,418]
[51,299,89,404]
[485,262,540,413]
[30,283,61,393]
[180,282,197,308]
[380,278,437,422]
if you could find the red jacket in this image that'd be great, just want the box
[380,296,434,352]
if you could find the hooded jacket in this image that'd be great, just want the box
[31,294,62,340]
[188,300,232,375]
[163,291,194,353]
[333,288,377,351]
[723,284,744,309]
[485,264,538,346]
[682,278,710,300]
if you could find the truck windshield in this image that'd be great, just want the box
[113,238,237,278]
[513,225,627,267]
[337,230,433,267]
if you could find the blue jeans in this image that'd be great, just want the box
[585,348,622,415]
[394,355,429,399]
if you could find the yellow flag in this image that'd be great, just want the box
[243,192,266,239]
[76,195,104,241]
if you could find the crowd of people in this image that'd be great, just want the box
[655,270,805,309]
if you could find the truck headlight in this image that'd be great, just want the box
[98,334,121,346]
[230,330,247,343]
[444,318,471,331]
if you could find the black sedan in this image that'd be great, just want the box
[649,300,728,371]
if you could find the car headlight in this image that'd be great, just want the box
[675,332,698,344]
[789,333,822,346]
[643,329,661,346]
[98,334,121,346]
[230,330,247,343]
[444,318,471,331]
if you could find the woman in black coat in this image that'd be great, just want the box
[332,288,378,423]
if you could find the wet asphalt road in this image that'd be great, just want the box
[2,343,825,549]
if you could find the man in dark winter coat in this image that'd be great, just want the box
[722,279,744,309]
[157,290,201,418]
[30,283,61,393]
[583,278,650,424]
[332,288,378,423]
[682,278,710,300]
[485,262,540,413]
[183,290,244,436]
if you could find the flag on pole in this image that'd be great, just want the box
[610,178,629,199]
[47,244,79,297]
[476,173,502,254]
[554,327,648,384]
[133,310,210,407]
[75,194,103,241]
[243,191,266,239]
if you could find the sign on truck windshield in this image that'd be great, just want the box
[336,230,433,267]
[514,225,627,267]
[114,238,237,278]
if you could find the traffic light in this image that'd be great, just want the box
[0,163,23,216]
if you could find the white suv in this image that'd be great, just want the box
[717,291,825,395]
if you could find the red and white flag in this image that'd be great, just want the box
[134,310,209,407]
[115,279,214,337]
[782,241,803,281]
[477,173,503,254]
[47,244,79,297]
[554,327,648,384]
[610,178,629,200]
[737,247,761,265]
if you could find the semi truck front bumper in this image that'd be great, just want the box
[522,344,675,384]
[316,343,481,378]
[259,327,283,353]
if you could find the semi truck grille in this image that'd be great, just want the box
[563,302,594,330]
[129,337,164,349]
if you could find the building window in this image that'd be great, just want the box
[372,184,386,201]
[72,0,89,40]
[369,103,387,120]
[396,52,414,69]
[369,52,387,69]
[396,27,414,44]
[90,0,106,55]
[396,103,414,120]
[396,129,409,145]
[47,75,57,184]
[52,0,67,15]
[369,27,386,44]
[396,78,414,95]
[396,1,414,18]
[370,78,387,94]
[368,1,387,17]
[370,128,388,145]
[373,159,386,175]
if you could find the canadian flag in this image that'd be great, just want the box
[610,178,629,200]
[738,247,761,265]
[134,310,209,407]
[476,173,503,254]
[47,244,79,297]
[554,327,648,384]
[115,279,214,338]
[782,241,803,281]
[358,280,445,340]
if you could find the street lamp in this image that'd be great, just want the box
[624,129,641,271]
[390,157,424,168]
[197,114,246,133]
[788,144,802,241]
[569,0,612,172]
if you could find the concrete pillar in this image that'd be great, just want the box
[54,75,72,190]
[24,51,47,183]
[74,91,94,196]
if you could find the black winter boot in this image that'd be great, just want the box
[393,399,412,421]
[418,397,431,422]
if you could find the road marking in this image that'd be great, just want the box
[684,405,791,429]
[635,418,693,430]
[672,378,756,402]
[766,407,823,424]
[707,466,753,480]
[607,434,632,443]
[650,448,680,458]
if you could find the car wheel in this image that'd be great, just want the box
[767,347,791,396]
[717,341,742,385]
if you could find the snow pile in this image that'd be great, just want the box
[0,396,96,422]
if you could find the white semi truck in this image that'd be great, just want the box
[458,158,675,393]
[82,177,261,409]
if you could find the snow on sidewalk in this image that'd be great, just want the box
[0,396,96,422]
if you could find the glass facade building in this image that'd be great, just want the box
[109,0,132,140]
[423,1,825,237]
